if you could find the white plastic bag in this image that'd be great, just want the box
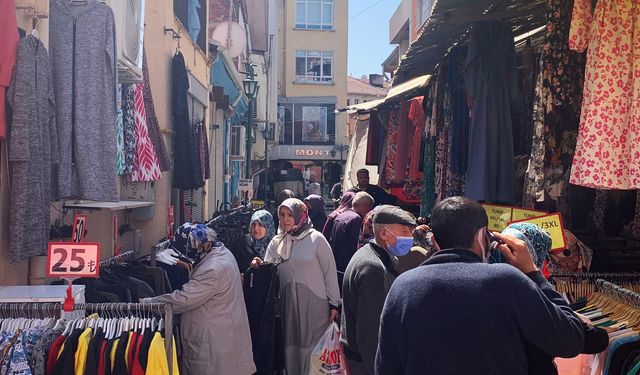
[309,322,347,375]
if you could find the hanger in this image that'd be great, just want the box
[31,16,39,39]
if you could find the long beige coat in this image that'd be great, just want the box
[147,245,256,375]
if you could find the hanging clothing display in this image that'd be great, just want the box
[172,52,203,190]
[569,0,640,189]
[381,109,400,187]
[6,35,59,264]
[122,84,136,176]
[404,97,425,201]
[49,0,118,201]
[131,83,162,182]
[446,46,470,187]
[115,84,125,175]
[0,0,19,140]
[420,83,437,216]
[142,51,171,172]
[464,20,521,203]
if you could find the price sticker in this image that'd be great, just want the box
[482,204,513,232]
[47,242,101,278]
[509,213,567,252]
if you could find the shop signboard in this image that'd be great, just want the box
[238,179,253,192]
[72,214,87,243]
[46,242,100,278]
[270,145,341,161]
[482,204,513,231]
[511,208,546,221]
[509,213,567,252]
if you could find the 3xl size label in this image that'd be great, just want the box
[509,213,567,252]
[47,242,100,278]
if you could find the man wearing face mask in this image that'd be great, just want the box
[375,197,585,375]
[340,205,416,375]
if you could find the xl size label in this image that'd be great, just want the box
[509,213,566,252]
[47,242,100,278]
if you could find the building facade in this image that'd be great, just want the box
[347,75,388,107]
[273,0,349,198]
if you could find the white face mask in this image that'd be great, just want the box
[476,229,489,263]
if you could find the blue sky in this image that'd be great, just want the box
[348,0,399,79]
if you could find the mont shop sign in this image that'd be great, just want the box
[271,145,341,160]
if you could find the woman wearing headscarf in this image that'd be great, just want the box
[238,210,276,270]
[251,198,341,374]
[304,194,328,232]
[358,205,382,248]
[322,191,356,238]
[490,223,608,375]
[143,224,256,375]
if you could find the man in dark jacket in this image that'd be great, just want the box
[328,191,374,286]
[375,196,585,375]
[348,169,397,207]
[341,205,416,374]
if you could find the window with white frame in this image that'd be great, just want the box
[296,0,333,30]
[230,126,246,158]
[295,50,333,83]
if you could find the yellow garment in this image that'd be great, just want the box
[124,331,133,370]
[74,328,93,375]
[110,338,120,372]
[145,332,180,375]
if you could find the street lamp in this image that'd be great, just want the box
[331,143,349,161]
[243,66,259,179]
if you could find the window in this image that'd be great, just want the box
[296,0,333,30]
[295,50,333,83]
[277,102,336,146]
[354,99,359,104]
[230,126,246,158]
[347,99,350,106]
[421,0,435,24]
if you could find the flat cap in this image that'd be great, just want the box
[373,205,417,227]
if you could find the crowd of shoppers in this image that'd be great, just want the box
[144,178,609,375]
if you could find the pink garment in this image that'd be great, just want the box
[555,354,594,375]
[130,83,162,182]
[0,0,19,139]
[569,0,640,189]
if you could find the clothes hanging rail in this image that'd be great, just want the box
[550,272,640,303]
[0,302,174,374]
[596,279,640,308]
[149,239,171,267]
[99,249,136,267]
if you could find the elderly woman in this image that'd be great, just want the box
[238,210,276,270]
[322,191,356,238]
[143,224,256,375]
[304,194,328,231]
[251,198,341,374]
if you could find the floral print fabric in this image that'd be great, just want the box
[569,0,640,189]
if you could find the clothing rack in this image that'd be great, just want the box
[0,302,174,374]
[550,272,640,303]
[596,279,640,308]
[100,249,137,267]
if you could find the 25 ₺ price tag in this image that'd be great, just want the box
[47,242,100,278]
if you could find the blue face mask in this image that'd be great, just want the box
[385,229,413,257]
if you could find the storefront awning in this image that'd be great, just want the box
[339,74,430,113]
[392,0,547,84]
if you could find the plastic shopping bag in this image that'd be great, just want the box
[309,322,347,375]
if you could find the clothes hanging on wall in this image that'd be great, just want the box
[122,83,137,176]
[464,20,521,203]
[172,52,204,190]
[0,0,19,140]
[115,84,126,175]
[6,35,58,264]
[142,51,171,172]
[131,83,162,182]
[49,0,118,201]
[404,97,425,201]
[420,82,437,217]
[569,0,640,189]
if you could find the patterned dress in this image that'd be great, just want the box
[569,0,640,189]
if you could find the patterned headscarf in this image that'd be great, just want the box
[359,205,382,248]
[412,224,434,250]
[272,198,314,261]
[328,191,356,221]
[250,210,276,258]
[188,224,220,263]
[173,222,197,255]
[491,223,551,268]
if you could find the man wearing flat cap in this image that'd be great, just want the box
[340,205,416,374]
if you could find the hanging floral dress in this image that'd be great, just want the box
[569,0,640,189]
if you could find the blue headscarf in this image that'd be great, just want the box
[490,223,551,268]
[250,210,276,258]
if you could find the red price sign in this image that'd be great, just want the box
[47,242,100,278]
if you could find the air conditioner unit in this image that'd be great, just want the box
[105,0,145,83]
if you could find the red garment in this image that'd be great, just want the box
[127,332,139,372]
[407,97,425,179]
[46,335,66,375]
[98,340,108,375]
[0,0,19,139]
[130,333,145,375]
[130,83,162,182]
[392,101,411,184]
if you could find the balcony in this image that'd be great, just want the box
[389,0,411,44]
